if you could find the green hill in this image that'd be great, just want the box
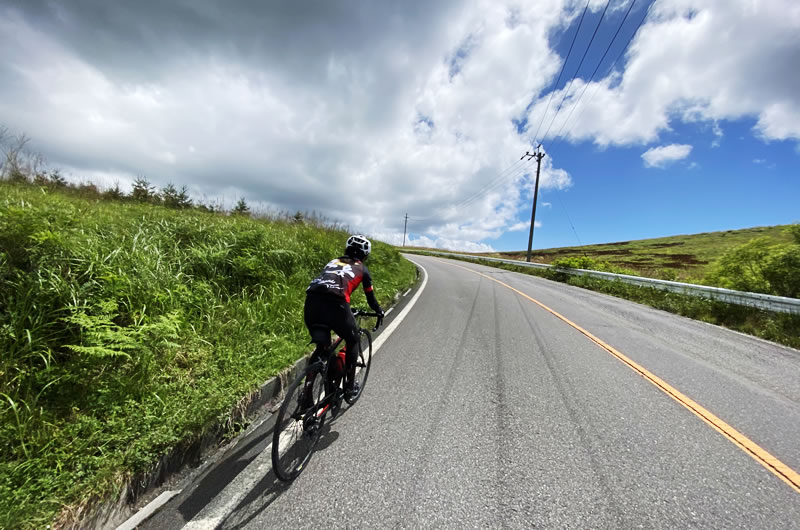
[489,226,796,282]
[0,181,416,528]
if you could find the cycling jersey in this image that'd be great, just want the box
[306,256,374,303]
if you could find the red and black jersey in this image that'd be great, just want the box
[307,256,374,303]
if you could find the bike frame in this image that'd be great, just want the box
[304,309,379,419]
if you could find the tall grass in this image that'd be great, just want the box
[0,182,417,528]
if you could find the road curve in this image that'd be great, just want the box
[142,254,800,529]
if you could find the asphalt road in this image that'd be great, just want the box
[140,254,800,529]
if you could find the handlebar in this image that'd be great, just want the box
[351,308,384,331]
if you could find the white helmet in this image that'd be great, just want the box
[345,234,371,260]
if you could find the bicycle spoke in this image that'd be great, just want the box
[272,369,326,480]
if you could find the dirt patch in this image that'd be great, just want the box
[665,254,708,265]
[620,261,654,268]
[664,261,691,268]
[588,249,633,256]
[647,242,685,248]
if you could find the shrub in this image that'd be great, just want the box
[704,224,800,297]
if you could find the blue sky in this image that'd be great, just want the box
[489,118,799,251]
[409,0,800,251]
[1,0,798,252]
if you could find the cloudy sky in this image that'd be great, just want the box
[1,0,798,251]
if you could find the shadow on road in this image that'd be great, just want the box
[167,399,353,527]
[218,424,343,529]
[176,413,279,522]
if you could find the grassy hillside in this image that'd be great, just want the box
[0,182,417,528]
[479,226,795,282]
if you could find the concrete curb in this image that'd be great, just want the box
[73,266,424,530]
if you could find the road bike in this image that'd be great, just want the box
[271,308,382,481]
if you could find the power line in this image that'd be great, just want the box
[445,2,598,220]
[540,0,613,145]
[548,0,638,148]
[409,156,531,222]
[411,2,618,225]
[408,0,659,240]
[529,0,591,147]
[548,0,657,159]
[407,152,537,231]
[445,157,528,212]
[543,0,657,255]
[445,160,531,214]
[553,192,584,248]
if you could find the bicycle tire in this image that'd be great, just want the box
[272,364,326,481]
[345,328,372,405]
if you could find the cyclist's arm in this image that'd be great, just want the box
[362,266,383,314]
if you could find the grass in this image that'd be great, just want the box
[405,252,800,350]
[481,226,796,282]
[0,181,417,528]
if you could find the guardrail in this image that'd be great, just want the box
[404,250,800,315]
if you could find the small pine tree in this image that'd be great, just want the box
[131,176,156,202]
[232,198,250,216]
[161,183,180,208]
[48,170,66,187]
[105,181,125,200]
[176,184,192,209]
[160,183,193,209]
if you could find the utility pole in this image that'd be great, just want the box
[524,147,546,263]
[403,213,408,247]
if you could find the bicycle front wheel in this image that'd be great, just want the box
[345,328,372,405]
[272,365,326,481]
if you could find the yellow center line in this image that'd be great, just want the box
[448,261,800,494]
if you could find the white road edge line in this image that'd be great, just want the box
[115,490,181,530]
[371,259,427,355]
[179,259,429,529]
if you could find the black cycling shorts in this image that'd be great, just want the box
[303,292,359,348]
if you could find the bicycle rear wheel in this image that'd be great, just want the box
[272,365,326,481]
[345,329,372,405]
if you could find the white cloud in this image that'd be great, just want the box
[641,143,693,168]
[711,122,723,147]
[508,220,542,232]
[0,0,581,249]
[527,0,800,147]
[752,158,776,169]
[1,0,797,250]
[380,233,496,253]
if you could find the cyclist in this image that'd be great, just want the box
[304,234,384,399]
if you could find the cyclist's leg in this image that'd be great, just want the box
[329,309,359,393]
[304,293,357,389]
[304,294,334,363]
[302,295,335,408]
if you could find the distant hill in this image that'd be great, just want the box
[494,225,796,282]
[401,225,796,282]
